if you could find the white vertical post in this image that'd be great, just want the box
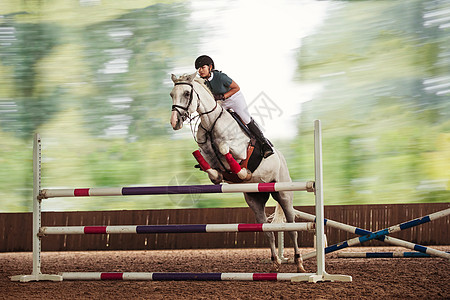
[298,120,352,282]
[313,120,326,276]
[11,134,62,282]
[277,232,286,262]
[32,133,42,277]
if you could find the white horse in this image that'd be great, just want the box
[169,73,305,272]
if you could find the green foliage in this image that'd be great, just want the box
[0,1,448,212]
[294,0,449,205]
[0,2,196,140]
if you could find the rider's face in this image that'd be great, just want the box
[197,65,211,78]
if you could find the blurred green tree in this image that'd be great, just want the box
[294,0,449,204]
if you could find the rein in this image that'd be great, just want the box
[196,106,224,144]
[172,81,223,144]
[172,81,219,118]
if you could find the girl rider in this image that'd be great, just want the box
[195,55,274,158]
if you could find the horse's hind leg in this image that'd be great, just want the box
[271,191,306,273]
[243,192,281,272]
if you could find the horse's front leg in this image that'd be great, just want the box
[218,143,252,181]
[192,150,223,184]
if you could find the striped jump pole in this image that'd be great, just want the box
[60,272,319,281]
[294,210,450,260]
[302,208,450,261]
[40,181,315,199]
[40,222,315,235]
[337,251,450,259]
[60,272,326,281]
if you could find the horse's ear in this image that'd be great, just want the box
[187,72,197,82]
[171,74,177,83]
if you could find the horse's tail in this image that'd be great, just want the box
[268,203,286,223]
[268,203,304,223]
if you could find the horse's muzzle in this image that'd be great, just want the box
[170,110,184,130]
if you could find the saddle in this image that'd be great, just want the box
[227,109,252,138]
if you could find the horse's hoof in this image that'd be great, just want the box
[270,258,282,272]
[207,169,223,184]
[295,255,306,273]
[296,264,306,273]
[244,169,252,181]
[237,168,252,180]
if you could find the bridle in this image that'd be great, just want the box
[171,80,224,146]
[171,81,219,120]
[171,82,195,122]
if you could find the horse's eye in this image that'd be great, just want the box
[184,91,190,98]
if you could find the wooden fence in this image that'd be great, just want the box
[0,203,449,252]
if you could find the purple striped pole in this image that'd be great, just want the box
[60,272,317,281]
[40,222,315,235]
[40,181,315,199]
[337,251,450,258]
[303,208,450,260]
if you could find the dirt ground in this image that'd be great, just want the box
[1,246,449,299]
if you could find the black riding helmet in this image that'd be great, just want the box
[195,55,215,70]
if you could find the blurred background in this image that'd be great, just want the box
[0,0,448,212]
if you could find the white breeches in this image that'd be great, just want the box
[220,90,252,124]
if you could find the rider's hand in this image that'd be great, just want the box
[214,94,225,101]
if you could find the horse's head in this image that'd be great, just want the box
[170,72,199,130]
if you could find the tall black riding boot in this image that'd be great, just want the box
[246,119,274,158]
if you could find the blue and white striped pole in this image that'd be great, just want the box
[294,209,450,260]
[302,208,450,260]
[337,251,450,258]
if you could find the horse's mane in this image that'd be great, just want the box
[194,77,213,97]
[175,74,213,97]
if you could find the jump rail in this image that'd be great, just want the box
[11,120,352,283]
[292,209,450,260]
[338,252,450,259]
[40,181,315,198]
[60,272,317,281]
[302,208,450,261]
[40,222,315,235]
